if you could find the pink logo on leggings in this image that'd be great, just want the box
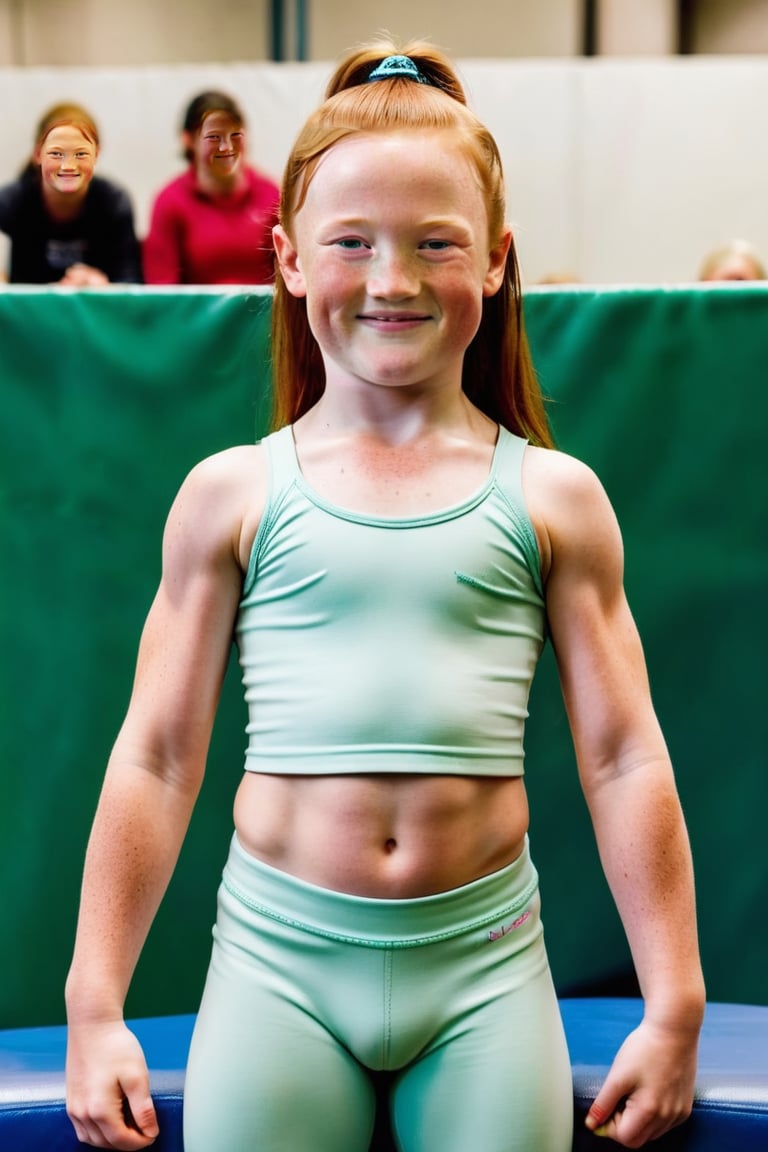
[488,910,531,941]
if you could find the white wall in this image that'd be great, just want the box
[2,56,767,285]
[574,57,768,281]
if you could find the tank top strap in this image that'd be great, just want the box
[242,426,300,596]
[492,425,528,495]
[492,426,544,598]
[264,424,301,499]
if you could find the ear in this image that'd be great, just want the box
[273,224,307,298]
[482,226,513,297]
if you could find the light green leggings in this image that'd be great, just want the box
[183,834,573,1152]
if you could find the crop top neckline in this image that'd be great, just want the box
[237,420,544,778]
[279,423,518,529]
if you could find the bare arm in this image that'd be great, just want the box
[65,447,263,1149]
[528,448,705,1148]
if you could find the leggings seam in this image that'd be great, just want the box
[221,872,539,949]
[383,948,393,1066]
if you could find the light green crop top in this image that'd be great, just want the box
[235,424,546,777]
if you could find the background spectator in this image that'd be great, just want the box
[0,102,142,285]
[698,239,766,282]
[142,90,279,285]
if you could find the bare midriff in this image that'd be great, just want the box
[233,771,530,898]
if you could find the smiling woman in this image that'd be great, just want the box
[38,124,97,204]
[0,101,142,283]
[142,89,280,285]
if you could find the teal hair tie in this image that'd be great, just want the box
[367,55,431,85]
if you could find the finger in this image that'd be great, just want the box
[586,1088,628,1132]
[120,1064,159,1137]
[608,1109,654,1149]
[68,1105,110,1148]
[74,1098,155,1150]
[68,1117,99,1146]
[92,1118,155,1151]
[613,1103,689,1149]
[595,1099,669,1150]
[586,1101,612,1131]
[70,1115,118,1149]
[122,1090,159,1141]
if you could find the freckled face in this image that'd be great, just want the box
[273,130,510,394]
[37,126,97,198]
[193,112,246,189]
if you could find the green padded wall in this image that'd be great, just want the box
[523,286,767,1007]
[0,285,765,1027]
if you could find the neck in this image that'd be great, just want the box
[195,165,245,199]
[41,182,86,222]
[302,382,487,447]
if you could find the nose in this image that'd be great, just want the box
[366,247,419,300]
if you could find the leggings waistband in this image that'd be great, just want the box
[222,833,539,948]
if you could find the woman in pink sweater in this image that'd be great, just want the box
[143,90,279,285]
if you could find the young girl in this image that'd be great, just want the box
[65,39,704,1152]
[0,103,142,284]
[142,90,279,285]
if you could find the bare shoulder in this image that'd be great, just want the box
[177,442,268,500]
[522,443,604,499]
[164,442,269,574]
[522,445,623,580]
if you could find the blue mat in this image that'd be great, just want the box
[1,1000,766,1150]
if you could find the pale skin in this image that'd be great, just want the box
[182,110,247,198]
[699,245,764,282]
[65,128,704,1150]
[35,125,108,286]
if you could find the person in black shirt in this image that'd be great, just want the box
[0,102,142,284]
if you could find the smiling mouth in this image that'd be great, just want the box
[361,313,429,323]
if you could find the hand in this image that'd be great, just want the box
[58,263,109,287]
[585,1018,698,1147]
[66,1020,159,1148]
